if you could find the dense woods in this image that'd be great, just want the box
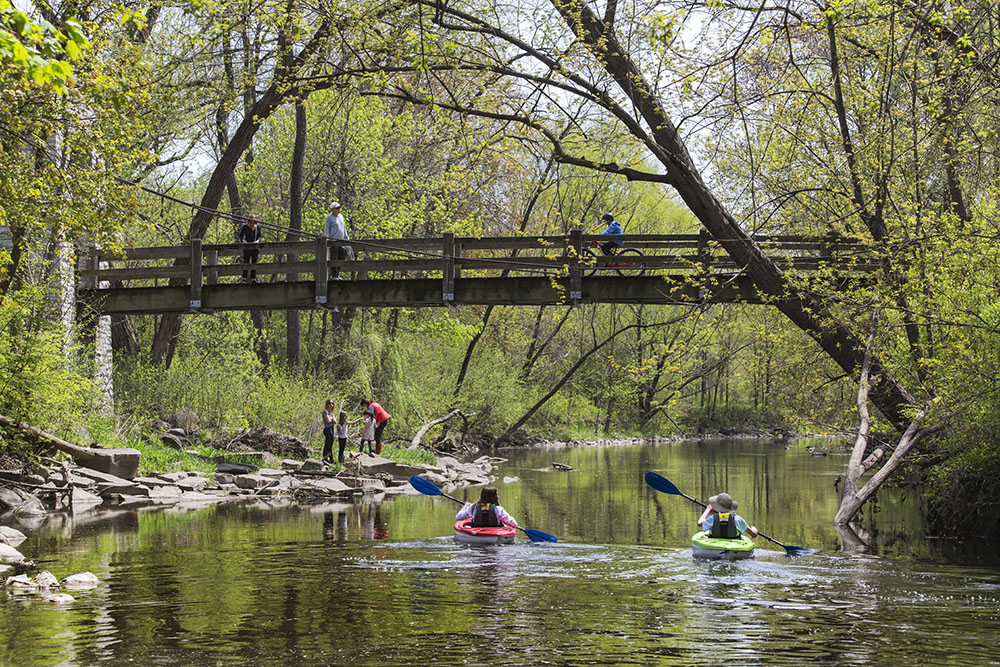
[3,0,1000,533]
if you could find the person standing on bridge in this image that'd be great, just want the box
[238,214,263,283]
[596,212,624,256]
[324,201,350,279]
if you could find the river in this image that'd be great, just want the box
[3,437,999,665]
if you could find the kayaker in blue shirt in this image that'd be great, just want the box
[697,492,758,539]
[596,212,625,255]
[456,487,519,528]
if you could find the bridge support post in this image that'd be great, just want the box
[190,239,202,310]
[569,228,582,302]
[698,229,710,301]
[315,237,328,305]
[442,232,455,302]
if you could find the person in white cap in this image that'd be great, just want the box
[697,492,758,539]
[323,201,349,278]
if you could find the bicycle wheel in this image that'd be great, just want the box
[614,248,646,276]
[582,247,602,277]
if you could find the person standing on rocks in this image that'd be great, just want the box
[321,399,337,464]
[359,412,375,455]
[360,398,391,456]
[335,410,357,465]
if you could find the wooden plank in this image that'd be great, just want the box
[79,266,191,280]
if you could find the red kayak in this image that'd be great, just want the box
[453,520,516,545]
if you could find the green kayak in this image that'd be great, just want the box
[691,530,755,560]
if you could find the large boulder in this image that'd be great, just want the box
[0,543,26,563]
[62,572,99,588]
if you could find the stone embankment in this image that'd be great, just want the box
[0,451,503,602]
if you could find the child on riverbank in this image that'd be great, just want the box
[455,487,519,528]
[697,492,758,539]
[336,411,356,464]
[359,413,375,455]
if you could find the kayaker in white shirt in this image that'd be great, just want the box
[456,487,519,528]
[697,492,758,538]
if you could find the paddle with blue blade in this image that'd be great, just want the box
[643,471,815,555]
[409,476,558,543]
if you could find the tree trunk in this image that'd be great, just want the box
[551,0,915,430]
[150,17,334,362]
[286,99,307,370]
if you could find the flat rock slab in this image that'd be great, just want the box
[148,486,183,500]
[304,478,354,495]
[67,448,140,480]
[97,482,149,497]
[74,468,132,486]
[177,492,226,504]
[133,476,176,488]
[0,526,26,545]
[234,474,274,490]
[71,487,103,505]
[157,472,189,483]
[176,477,208,492]
[336,477,386,494]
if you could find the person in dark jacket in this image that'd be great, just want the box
[238,215,262,283]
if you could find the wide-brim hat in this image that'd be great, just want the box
[330,201,341,210]
[709,493,737,513]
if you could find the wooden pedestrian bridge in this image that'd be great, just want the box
[78,231,874,315]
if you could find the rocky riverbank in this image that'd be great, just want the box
[0,448,504,602]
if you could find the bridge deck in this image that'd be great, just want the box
[77,232,873,314]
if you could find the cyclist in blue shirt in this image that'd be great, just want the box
[597,212,624,255]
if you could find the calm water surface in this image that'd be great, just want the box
[2,438,999,665]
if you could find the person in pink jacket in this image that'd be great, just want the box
[360,398,391,455]
[455,487,519,528]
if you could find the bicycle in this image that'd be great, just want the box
[583,241,646,277]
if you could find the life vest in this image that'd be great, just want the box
[471,502,502,527]
[710,511,739,539]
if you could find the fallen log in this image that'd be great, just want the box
[0,414,140,480]
[408,409,474,450]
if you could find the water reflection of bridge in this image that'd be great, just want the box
[78,232,873,315]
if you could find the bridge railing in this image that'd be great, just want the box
[79,231,875,306]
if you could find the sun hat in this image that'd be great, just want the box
[709,493,738,513]
[330,201,341,210]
